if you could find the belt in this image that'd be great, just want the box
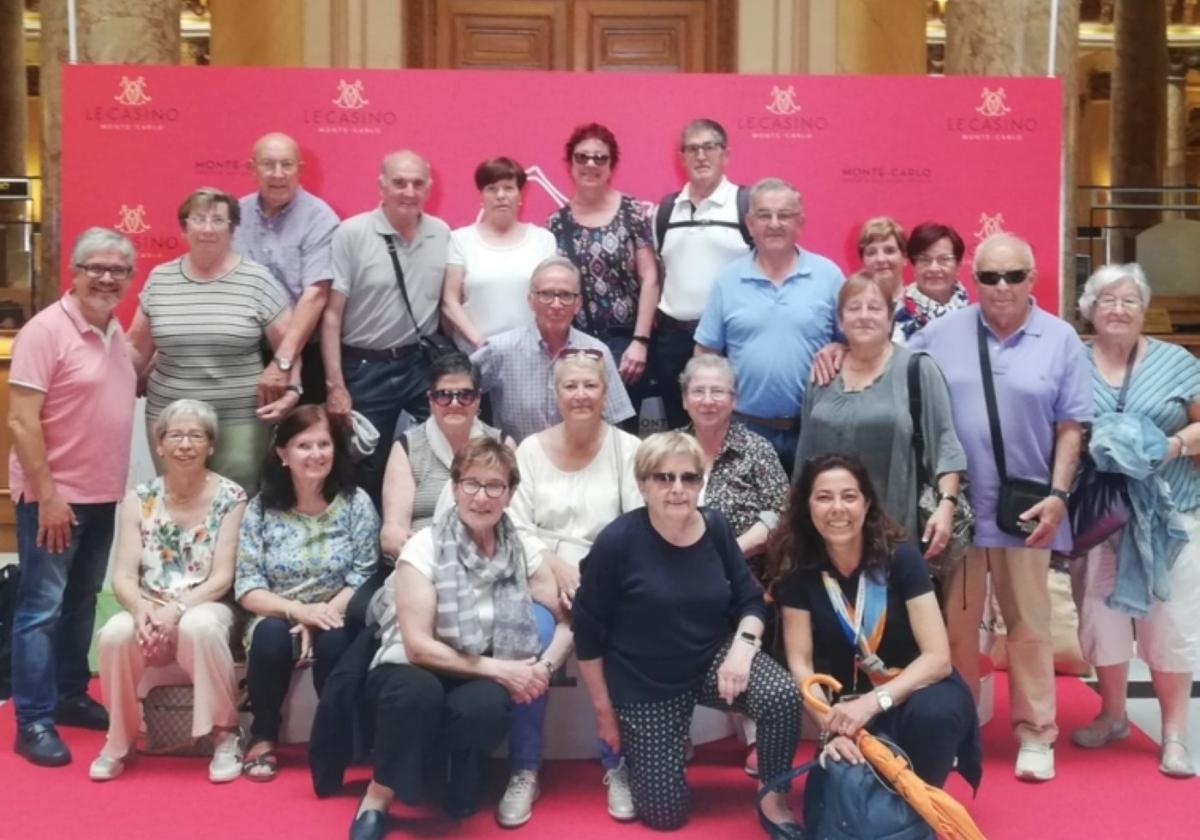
[657,311,700,332]
[341,343,421,362]
[734,411,801,431]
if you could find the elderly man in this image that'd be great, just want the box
[693,177,844,471]
[7,228,138,766]
[908,232,1090,782]
[651,118,752,429]
[472,256,634,442]
[322,150,450,505]
[234,131,339,404]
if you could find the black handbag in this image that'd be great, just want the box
[755,742,934,839]
[1063,344,1137,558]
[978,316,1051,537]
[381,234,457,364]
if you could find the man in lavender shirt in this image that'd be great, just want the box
[234,131,339,404]
[908,232,1090,783]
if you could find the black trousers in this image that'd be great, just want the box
[246,616,351,742]
[367,663,512,812]
[649,314,697,430]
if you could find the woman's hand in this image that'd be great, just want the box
[618,341,647,384]
[256,388,301,424]
[824,692,881,738]
[547,553,581,609]
[134,601,159,648]
[380,522,410,560]
[326,384,353,422]
[594,703,621,754]
[294,601,345,631]
[494,657,549,704]
[290,623,314,665]
[716,640,755,705]
[922,499,954,560]
[821,735,865,766]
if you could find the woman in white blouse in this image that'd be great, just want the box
[440,157,557,352]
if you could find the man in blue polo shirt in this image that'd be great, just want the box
[693,177,844,471]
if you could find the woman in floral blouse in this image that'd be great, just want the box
[91,399,248,783]
[235,404,379,780]
[548,122,660,423]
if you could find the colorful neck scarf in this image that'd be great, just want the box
[821,569,899,686]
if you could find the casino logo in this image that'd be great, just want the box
[974,212,1007,241]
[114,203,180,258]
[735,84,829,140]
[114,76,152,107]
[303,79,396,135]
[84,76,180,130]
[976,87,1011,117]
[115,204,151,235]
[946,86,1037,141]
[766,85,801,116]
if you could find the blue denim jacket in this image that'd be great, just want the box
[1090,413,1188,618]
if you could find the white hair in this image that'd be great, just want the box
[1077,262,1152,321]
[679,354,737,393]
[152,398,219,443]
[70,227,135,268]
[972,232,1035,272]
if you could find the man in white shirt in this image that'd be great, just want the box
[651,119,752,428]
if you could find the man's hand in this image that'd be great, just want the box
[1021,495,1066,548]
[37,495,76,553]
[327,384,353,422]
[809,342,846,387]
[257,362,290,407]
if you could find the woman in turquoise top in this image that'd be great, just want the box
[1071,263,1200,778]
[235,404,380,780]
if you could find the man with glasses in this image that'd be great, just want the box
[322,150,450,507]
[234,132,340,404]
[472,256,633,441]
[908,232,1091,783]
[694,177,844,472]
[7,228,139,767]
[651,119,752,428]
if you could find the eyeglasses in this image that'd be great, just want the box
[457,478,509,498]
[572,152,611,166]
[975,269,1031,286]
[750,210,801,223]
[1094,295,1143,311]
[682,141,725,156]
[557,348,604,362]
[533,290,581,305]
[187,216,231,230]
[914,255,957,268]
[429,388,479,407]
[649,471,705,488]
[254,159,299,174]
[163,430,208,444]
[75,263,133,281]
[685,386,733,402]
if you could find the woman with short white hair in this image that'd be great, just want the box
[1071,262,1200,777]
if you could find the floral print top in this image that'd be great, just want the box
[137,474,247,601]
[548,195,652,336]
[234,488,380,605]
[687,421,789,538]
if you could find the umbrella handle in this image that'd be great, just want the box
[800,673,843,716]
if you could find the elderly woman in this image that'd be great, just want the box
[350,439,570,837]
[771,454,980,790]
[379,352,511,561]
[235,405,379,780]
[89,399,247,783]
[548,123,660,416]
[441,157,557,352]
[799,272,966,561]
[128,186,300,494]
[573,432,802,832]
[857,216,906,296]
[896,222,970,342]
[1070,263,1200,778]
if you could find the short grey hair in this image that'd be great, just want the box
[552,352,608,390]
[972,232,1035,273]
[679,354,737,393]
[530,255,582,292]
[680,118,728,148]
[1078,262,1152,321]
[152,398,219,443]
[748,177,802,209]
[70,227,135,269]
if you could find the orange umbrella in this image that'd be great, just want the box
[802,674,987,840]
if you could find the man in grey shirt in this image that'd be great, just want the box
[234,132,339,404]
[322,150,450,504]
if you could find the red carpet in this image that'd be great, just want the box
[0,675,1191,839]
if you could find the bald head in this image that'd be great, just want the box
[380,150,431,181]
[972,232,1035,273]
[251,132,302,213]
[379,150,433,230]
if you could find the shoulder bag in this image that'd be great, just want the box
[381,234,456,363]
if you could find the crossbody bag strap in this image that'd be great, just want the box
[1114,342,1138,413]
[976,314,1009,482]
[381,233,421,337]
[907,353,929,490]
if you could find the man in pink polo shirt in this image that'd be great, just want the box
[7,227,138,767]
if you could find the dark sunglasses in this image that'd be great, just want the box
[557,347,604,362]
[572,152,611,166]
[649,471,704,488]
[429,388,479,407]
[975,269,1031,286]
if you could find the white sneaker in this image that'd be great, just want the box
[89,753,125,781]
[1015,743,1055,782]
[496,770,539,827]
[209,729,243,784]
[603,758,635,821]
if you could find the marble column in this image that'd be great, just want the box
[1108,0,1166,255]
[945,0,1080,317]
[0,1,28,290]
[38,0,181,312]
[1163,49,1189,219]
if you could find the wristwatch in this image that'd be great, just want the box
[1049,488,1070,504]
[285,384,303,397]
[273,356,294,372]
[874,687,894,711]
[738,631,761,649]
[938,493,959,507]
[631,335,651,346]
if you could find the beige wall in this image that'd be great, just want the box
[209,0,403,68]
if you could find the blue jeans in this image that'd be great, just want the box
[12,499,116,726]
[509,603,621,771]
[342,351,431,507]
[741,420,799,477]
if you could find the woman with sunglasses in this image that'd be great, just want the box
[547,123,660,422]
[506,351,643,823]
[573,431,802,832]
[379,352,512,562]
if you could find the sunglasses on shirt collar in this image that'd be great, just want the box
[974,269,1031,286]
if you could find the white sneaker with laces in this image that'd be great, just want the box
[1015,743,1055,782]
[89,753,125,781]
[603,758,635,821]
[496,770,540,827]
[209,729,243,783]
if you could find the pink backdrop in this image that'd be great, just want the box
[62,65,1062,325]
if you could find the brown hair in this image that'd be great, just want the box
[177,187,241,231]
[451,437,520,491]
[837,270,896,314]
[856,216,906,259]
[474,157,528,190]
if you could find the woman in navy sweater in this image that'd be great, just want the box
[573,431,802,832]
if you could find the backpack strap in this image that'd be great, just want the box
[654,185,753,255]
[654,191,681,255]
[735,184,752,246]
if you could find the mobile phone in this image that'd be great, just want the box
[1018,518,1038,535]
